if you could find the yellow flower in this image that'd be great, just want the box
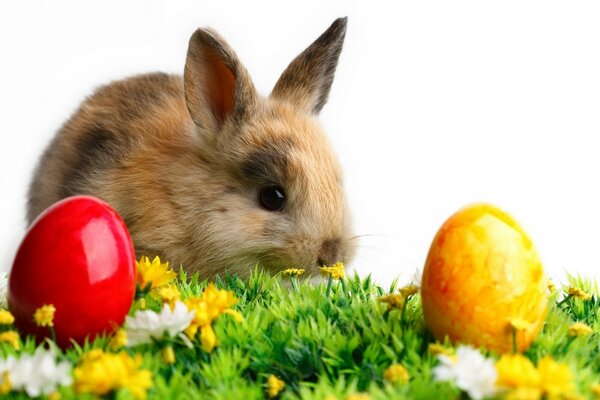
[547,279,556,293]
[563,394,586,400]
[378,294,404,311]
[184,283,242,350]
[33,304,56,327]
[0,330,20,350]
[185,298,210,330]
[510,318,534,332]
[568,322,593,337]
[0,371,10,395]
[591,383,600,397]
[504,387,542,400]
[184,323,198,340]
[81,348,105,362]
[267,374,285,398]
[399,285,419,298]
[496,353,540,389]
[537,356,575,398]
[199,283,239,321]
[383,363,410,384]
[74,350,152,400]
[346,394,371,400]
[282,268,305,277]
[162,346,175,365]
[136,256,176,291]
[567,286,592,301]
[0,309,14,325]
[109,330,128,350]
[428,343,453,356]
[497,354,575,399]
[320,262,345,280]
[157,284,180,309]
[48,392,61,400]
[223,308,244,322]
[200,325,218,353]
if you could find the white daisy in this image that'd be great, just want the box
[0,347,72,397]
[433,345,497,400]
[125,301,195,346]
[410,267,423,287]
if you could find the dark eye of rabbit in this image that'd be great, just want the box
[259,186,286,211]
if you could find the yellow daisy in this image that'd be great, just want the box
[282,268,305,277]
[537,356,575,398]
[157,284,181,309]
[320,262,345,280]
[183,284,242,352]
[33,304,56,327]
[0,330,20,350]
[267,375,285,398]
[568,322,593,337]
[399,285,419,298]
[496,353,540,389]
[162,346,175,365]
[378,294,404,311]
[567,287,592,301]
[136,256,177,291]
[510,318,534,332]
[428,343,453,357]
[0,309,14,325]
[346,394,371,400]
[384,363,410,384]
[74,350,152,400]
[109,329,128,351]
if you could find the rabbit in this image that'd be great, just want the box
[26,17,355,278]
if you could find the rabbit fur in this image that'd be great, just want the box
[27,18,355,278]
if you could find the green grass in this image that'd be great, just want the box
[2,270,600,399]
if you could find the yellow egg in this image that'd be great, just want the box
[421,203,548,353]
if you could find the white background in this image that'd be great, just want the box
[1,1,600,287]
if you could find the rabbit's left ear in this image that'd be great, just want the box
[271,17,347,114]
[184,28,258,133]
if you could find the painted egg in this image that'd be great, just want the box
[421,203,548,353]
[9,196,136,348]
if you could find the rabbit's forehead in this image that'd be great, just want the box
[237,107,343,187]
[238,136,294,183]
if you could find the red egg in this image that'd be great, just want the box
[9,195,136,348]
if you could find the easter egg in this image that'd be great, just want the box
[9,196,136,348]
[421,203,548,353]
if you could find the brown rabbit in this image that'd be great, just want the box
[27,18,355,278]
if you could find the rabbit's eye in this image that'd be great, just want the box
[259,186,286,211]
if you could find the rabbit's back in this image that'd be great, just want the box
[27,73,190,224]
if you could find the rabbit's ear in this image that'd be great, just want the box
[271,17,347,114]
[184,28,258,132]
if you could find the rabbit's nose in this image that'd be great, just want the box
[317,238,341,267]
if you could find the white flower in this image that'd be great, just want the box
[125,301,195,346]
[0,273,8,309]
[0,347,72,397]
[0,355,16,377]
[410,267,422,287]
[433,345,497,400]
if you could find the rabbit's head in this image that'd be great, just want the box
[182,18,354,275]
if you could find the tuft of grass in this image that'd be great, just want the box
[2,270,600,399]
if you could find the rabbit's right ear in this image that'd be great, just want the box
[271,18,347,114]
[184,28,258,133]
